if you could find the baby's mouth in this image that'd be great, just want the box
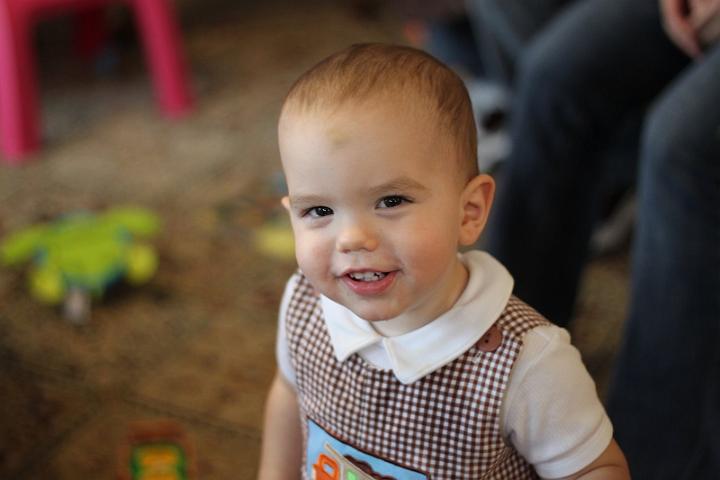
[347,271,388,282]
[342,270,397,295]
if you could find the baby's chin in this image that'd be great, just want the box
[321,289,406,323]
[344,304,403,323]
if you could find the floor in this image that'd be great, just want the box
[0,2,629,478]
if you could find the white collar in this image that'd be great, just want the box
[320,250,514,384]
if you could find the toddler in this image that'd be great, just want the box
[258,43,630,480]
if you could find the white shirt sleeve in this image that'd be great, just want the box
[502,325,613,479]
[275,274,299,387]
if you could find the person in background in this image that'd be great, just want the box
[484,0,720,477]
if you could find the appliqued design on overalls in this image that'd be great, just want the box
[307,419,428,480]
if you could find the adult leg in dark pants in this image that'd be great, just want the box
[607,42,720,479]
[485,0,720,476]
[464,0,572,83]
[486,0,687,328]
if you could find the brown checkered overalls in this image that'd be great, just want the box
[286,273,548,479]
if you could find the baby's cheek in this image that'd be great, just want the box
[294,237,329,275]
[403,233,457,272]
[403,228,449,254]
[294,243,314,272]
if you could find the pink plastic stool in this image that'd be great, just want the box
[0,0,193,165]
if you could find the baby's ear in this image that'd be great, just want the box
[281,196,291,212]
[458,174,495,246]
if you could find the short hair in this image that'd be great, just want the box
[281,43,479,180]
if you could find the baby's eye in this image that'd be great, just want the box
[304,206,334,218]
[377,195,409,209]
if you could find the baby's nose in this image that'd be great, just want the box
[336,221,379,253]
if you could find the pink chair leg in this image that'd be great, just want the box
[0,2,40,164]
[131,0,193,118]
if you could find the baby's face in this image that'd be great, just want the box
[279,101,473,325]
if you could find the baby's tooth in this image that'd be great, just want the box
[349,271,386,281]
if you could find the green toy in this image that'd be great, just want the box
[1,206,160,323]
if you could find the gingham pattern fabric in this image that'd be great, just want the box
[286,272,549,479]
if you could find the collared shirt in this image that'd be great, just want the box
[276,251,612,478]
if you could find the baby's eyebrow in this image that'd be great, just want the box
[368,177,429,196]
[288,194,327,208]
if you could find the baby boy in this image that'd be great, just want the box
[258,43,630,480]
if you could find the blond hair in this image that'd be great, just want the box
[281,43,479,180]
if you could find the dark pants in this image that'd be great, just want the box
[465,0,572,83]
[484,0,720,477]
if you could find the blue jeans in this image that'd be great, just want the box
[609,41,720,480]
[484,0,720,477]
[424,0,570,82]
[465,0,572,83]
